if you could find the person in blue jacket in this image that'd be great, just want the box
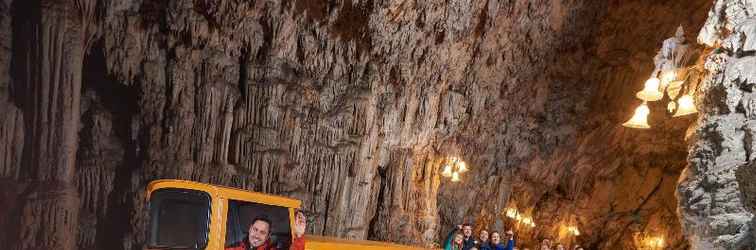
[477,229,493,250]
[490,230,516,250]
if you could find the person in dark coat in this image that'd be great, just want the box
[477,229,493,250]
[461,224,477,250]
[490,230,516,250]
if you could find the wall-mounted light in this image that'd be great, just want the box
[441,157,469,182]
[451,172,460,182]
[442,164,453,177]
[673,94,698,117]
[623,26,698,129]
[623,103,651,129]
[505,208,518,218]
[636,78,663,101]
[646,236,664,249]
[567,226,580,236]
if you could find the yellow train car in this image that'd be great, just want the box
[145,179,431,250]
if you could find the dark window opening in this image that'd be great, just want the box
[147,188,211,249]
[225,200,292,249]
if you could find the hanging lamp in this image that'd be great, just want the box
[441,164,453,177]
[623,103,651,129]
[673,94,697,117]
[451,172,460,182]
[457,161,468,173]
[636,77,663,101]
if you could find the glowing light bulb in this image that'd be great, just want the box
[636,77,663,101]
[661,70,677,87]
[451,172,460,182]
[673,94,698,117]
[457,161,468,173]
[522,217,533,225]
[623,103,651,129]
[442,164,453,177]
[505,208,518,218]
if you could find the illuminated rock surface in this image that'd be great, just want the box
[2,0,754,250]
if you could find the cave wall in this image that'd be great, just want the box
[0,0,730,250]
[465,1,712,249]
[678,0,756,249]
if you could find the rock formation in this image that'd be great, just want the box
[678,0,756,249]
[3,0,754,250]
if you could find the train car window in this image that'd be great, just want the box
[147,188,211,249]
[225,200,292,249]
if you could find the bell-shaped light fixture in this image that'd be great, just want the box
[522,217,533,225]
[572,227,581,236]
[660,70,677,87]
[673,94,698,117]
[451,171,461,182]
[636,77,663,101]
[505,208,518,218]
[653,237,665,248]
[623,103,651,129]
[457,161,468,173]
[441,164,453,177]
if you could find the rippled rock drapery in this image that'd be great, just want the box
[677,0,756,249]
[0,0,731,249]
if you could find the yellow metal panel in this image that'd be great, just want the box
[305,235,434,250]
[146,179,301,208]
[206,196,224,250]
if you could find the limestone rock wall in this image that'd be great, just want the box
[0,0,726,249]
[678,0,756,249]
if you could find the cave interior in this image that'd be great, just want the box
[2,0,756,249]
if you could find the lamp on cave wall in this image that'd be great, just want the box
[441,157,468,182]
[504,206,536,228]
[673,94,698,117]
[623,26,699,129]
[622,102,651,129]
[567,226,581,236]
[645,236,665,250]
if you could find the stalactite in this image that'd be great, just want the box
[9,0,98,249]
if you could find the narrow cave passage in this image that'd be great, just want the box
[1,0,754,250]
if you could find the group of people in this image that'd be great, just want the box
[444,224,585,250]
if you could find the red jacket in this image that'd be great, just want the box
[225,236,305,250]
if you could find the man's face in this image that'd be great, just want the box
[462,225,472,237]
[479,230,489,241]
[248,220,270,247]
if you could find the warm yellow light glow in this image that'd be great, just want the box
[457,161,468,173]
[623,103,651,129]
[505,208,518,218]
[522,217,533,225]
[451,171,460,182]
[646,237,665,248]
[673,94,697,117]
[515,213,522,221]
[636,77,663,101]
[442,164,453,177]
[660,70,677,87]
[667,101,676,113]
